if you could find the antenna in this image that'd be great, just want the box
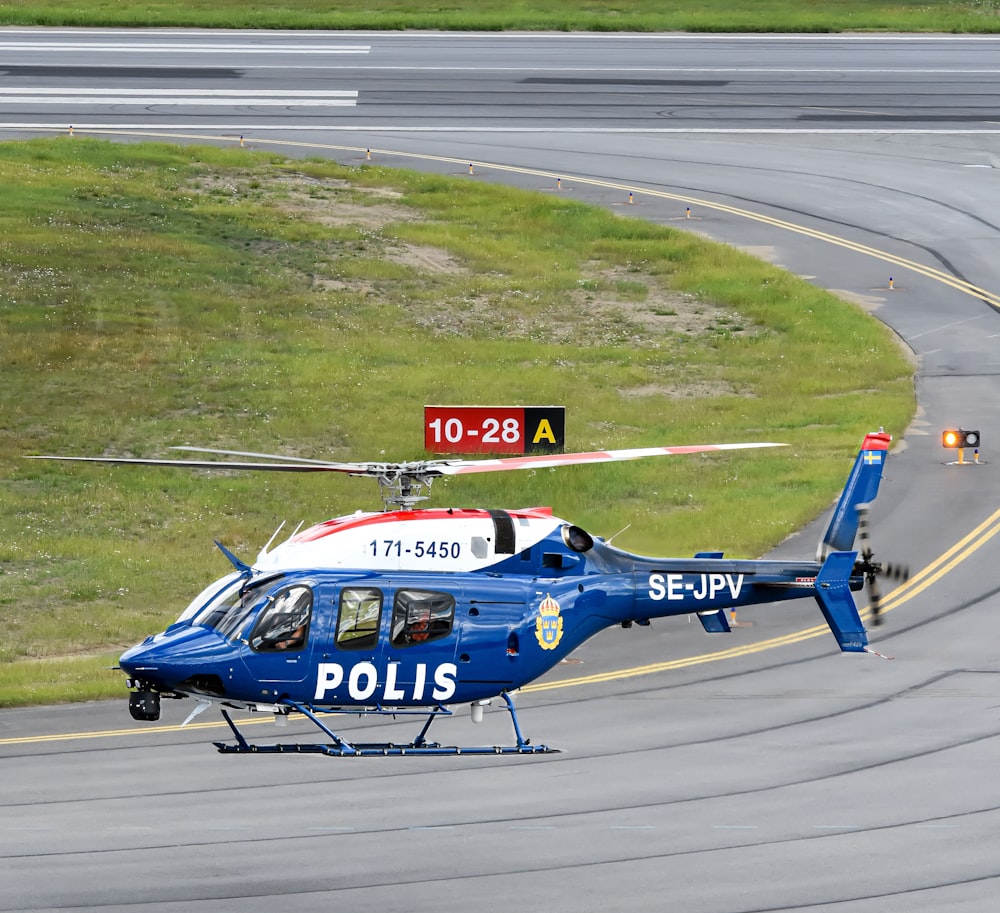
[605,523,632,545]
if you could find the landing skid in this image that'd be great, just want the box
[213,692,556,757]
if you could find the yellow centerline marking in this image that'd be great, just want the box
[0,714,278,746]
[876,504,1000,611]
[6,128,999,745]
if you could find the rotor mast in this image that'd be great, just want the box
[371,467,436,510]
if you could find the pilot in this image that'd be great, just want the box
[275,623,306,651]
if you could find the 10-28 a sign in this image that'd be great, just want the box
[424,406,565,454]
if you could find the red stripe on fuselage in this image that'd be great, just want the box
[291,506,555,542]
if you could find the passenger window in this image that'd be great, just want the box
[391,590,455,648]
[336,587,383,651]
[249,585,312,653]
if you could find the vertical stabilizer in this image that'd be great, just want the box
[816,431,891,561]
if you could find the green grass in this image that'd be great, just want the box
[0,137,914,706]
[0,0,997,31]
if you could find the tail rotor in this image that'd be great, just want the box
[854,505,909,626]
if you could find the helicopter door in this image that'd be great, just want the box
[453,577,527,692]
[325,583,458,704]
[381,585,459,704]
[240,582,317,685]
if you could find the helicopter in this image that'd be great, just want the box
[32,430,901,757]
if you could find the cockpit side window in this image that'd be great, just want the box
[336,587,382,651]
[248,585,313,653]
[390,590,455,648]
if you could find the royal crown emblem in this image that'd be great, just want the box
[534,594,564,651]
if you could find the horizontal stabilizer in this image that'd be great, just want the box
[813,551,867,653]
[693,553,731,632]
[696,609,732,634]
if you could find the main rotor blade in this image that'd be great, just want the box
[434,442,786,475]
[172,446,341,466]
[27,455,357,473]
[29,441,785,478]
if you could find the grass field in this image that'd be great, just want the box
[0,0,996,32]
[0,138,914,705]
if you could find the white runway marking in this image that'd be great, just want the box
[0,41,370,53]
[0,88,359,107]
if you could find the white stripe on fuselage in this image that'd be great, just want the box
[253,509,563,573]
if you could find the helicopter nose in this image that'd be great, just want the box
[120,626,237,696]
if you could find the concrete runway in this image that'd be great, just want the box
[3,30,1000,912]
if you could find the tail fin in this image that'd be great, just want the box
[816,431,891,561]
[814,552,867,652]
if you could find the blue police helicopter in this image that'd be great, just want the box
[34,431,902,756]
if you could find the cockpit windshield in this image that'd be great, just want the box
[190,574,284,642]
[175,572,242,625]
